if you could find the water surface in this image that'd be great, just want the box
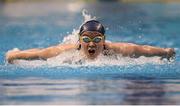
[0,1,180,105]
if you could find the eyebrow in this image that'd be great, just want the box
[82,34,89,36]
[95,34,102,36]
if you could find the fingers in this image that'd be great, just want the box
[6,49,20,64]
[6,52,13,64]
[166,48,176,61]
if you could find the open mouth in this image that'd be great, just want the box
[88,49,96,55]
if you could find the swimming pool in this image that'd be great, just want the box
[0,1,180,105]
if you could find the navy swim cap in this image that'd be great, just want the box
[79,20,105,36]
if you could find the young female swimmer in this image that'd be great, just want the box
[6,20,175,63]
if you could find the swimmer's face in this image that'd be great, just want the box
[79,31,105,59]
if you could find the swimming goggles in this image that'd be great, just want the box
[80,36,104,43]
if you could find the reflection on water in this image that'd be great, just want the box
[122,80,174,105]
[1,77,180,105]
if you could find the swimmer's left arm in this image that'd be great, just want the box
[107,42,175,60]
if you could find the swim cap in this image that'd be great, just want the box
[79,20,105,36]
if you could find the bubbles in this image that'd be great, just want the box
[138,35,142,39]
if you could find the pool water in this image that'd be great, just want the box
[0,1,180,105]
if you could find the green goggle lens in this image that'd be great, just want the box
[93,37,102,43]
[81,36,103,43]
[82,37,91,43]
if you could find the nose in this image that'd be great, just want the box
[88,42,95,48]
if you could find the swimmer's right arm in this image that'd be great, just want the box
[6,44,76,63]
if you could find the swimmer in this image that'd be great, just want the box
[6,20,175,63]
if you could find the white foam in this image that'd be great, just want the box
[14,49,166,68]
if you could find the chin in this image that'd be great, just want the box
[87,53,98,60]
[88,55,97,59]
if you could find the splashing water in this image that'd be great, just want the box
[82,9,96,22]
[10,10,169,68]
[62,9,96,44]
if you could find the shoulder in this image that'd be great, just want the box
[105,42,137,49]
[104,42,139,55]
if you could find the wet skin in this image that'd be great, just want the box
[79,31,105,59]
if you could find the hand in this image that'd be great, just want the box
[6,48,20,63]
[165,48,175,60]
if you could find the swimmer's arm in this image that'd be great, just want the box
[107,42,175,59]
[6,44,76,63]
